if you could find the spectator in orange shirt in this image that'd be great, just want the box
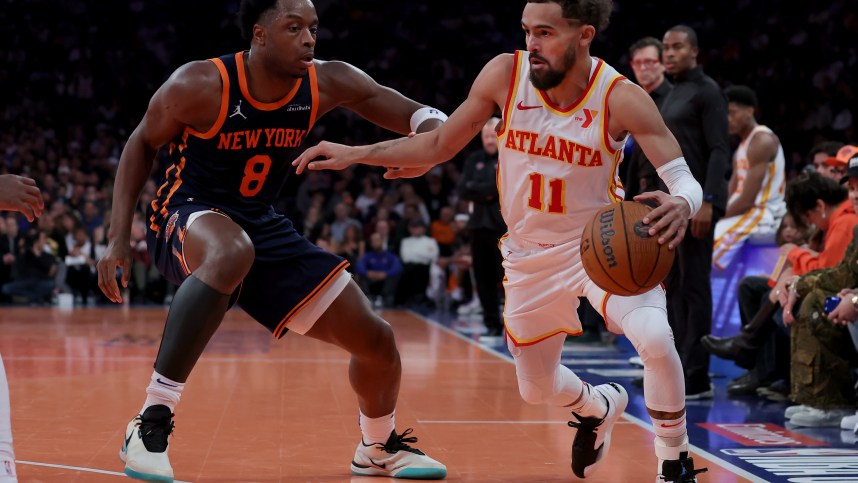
[781,170,858,275]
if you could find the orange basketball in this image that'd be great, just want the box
[580,201,675,296]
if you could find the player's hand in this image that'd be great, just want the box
[292,141,360,174]
[97,239,132,303]
[384,165,435,179]
[0,175,44,222]
[690,201,713,239]
[633,191,690,249]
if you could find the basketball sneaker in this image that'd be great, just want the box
[120,405,175,482]
[351,428,447,479]
[656,436,707,482]
[568,382,629,478]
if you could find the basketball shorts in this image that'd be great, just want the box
[147,202,350,338]
[713,207,781,270]
[500,234,666,346]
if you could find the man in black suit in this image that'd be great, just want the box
[660,25,730,399]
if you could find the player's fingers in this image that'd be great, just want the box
[120,258,131,288]
[307,158,341,171]
[98,259,120,303]
[292,146,322,173]
[667,219,687,249]
[26,185,44,210]
[19,176,36,186]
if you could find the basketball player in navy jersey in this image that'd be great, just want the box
[295,1,707,481]
[96,0,447,481]
[0,174,43,483]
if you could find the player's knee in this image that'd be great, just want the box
[623,307,674,361]
[357,314,399,363]
[204,233,255,286]
[517,374,553,405]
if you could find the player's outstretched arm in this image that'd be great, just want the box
[0,175,44,221]
[97,61,221,303]
[293,54,512,176]
[609,82,701,249]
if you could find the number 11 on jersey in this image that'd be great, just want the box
[527,172,566,214]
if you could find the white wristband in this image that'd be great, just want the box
[409,106,448,132]
[656,157,703,218]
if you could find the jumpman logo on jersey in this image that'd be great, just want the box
[230,100,247,120]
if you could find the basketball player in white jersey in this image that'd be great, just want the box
[295,1,704,481]
[0,174,44,483]
[712,85,786,270]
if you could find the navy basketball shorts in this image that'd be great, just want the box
[146,202,350,338]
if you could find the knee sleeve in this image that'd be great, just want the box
[517,365,580,406]
[622,306,685,413]
[622,306,675,362]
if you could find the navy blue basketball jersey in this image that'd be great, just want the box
[149,51,318,231]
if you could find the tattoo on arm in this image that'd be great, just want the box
[369,137,408,157]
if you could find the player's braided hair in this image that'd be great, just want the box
[238,0,280,41]
[527,0,613,33]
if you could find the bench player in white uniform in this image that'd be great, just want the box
[713,85,786,270]
[295,1,705,481]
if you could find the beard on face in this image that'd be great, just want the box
[528,47,577,91]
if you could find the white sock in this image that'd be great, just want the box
[359,410,395,445]
[569,382,608,419]
[0,355,14,475]
[142,371,184,414]
[652,415,686,442]
[654,433,689,462]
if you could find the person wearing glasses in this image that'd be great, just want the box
[622,36,672,198]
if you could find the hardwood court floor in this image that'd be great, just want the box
[0,307,749,482]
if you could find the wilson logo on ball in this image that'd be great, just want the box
[598,209,618,268]
[580,201,675,296]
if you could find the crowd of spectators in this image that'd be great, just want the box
[0,0,855,308]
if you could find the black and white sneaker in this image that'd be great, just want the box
[658,452,707,482]
[568,382,629,478]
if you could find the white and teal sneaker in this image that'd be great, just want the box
[351,428,447,479]
[120,405,175,482]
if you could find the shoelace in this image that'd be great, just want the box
[567,413,603,430]
[137,414,175,453]
[381,428,425,455]
[659,461,708,482]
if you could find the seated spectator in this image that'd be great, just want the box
[703,173,858,391]
[396,219,439,307]
[2,231,56,305]
[703,213,811,396]
[65,226,96,305]
[355,233,402,308]
[0,216,22,303]
[334,224,365,270]
[430,206,457,257]
[809,141,846,180]
[329,201,362,245]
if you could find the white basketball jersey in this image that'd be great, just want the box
[497,52,627,245]
[728,125,786,215]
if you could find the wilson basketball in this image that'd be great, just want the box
[580,201,675,296]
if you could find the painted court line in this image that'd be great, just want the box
[412,311,765,482]
[16,460,193,482]
[418,419,634,425]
